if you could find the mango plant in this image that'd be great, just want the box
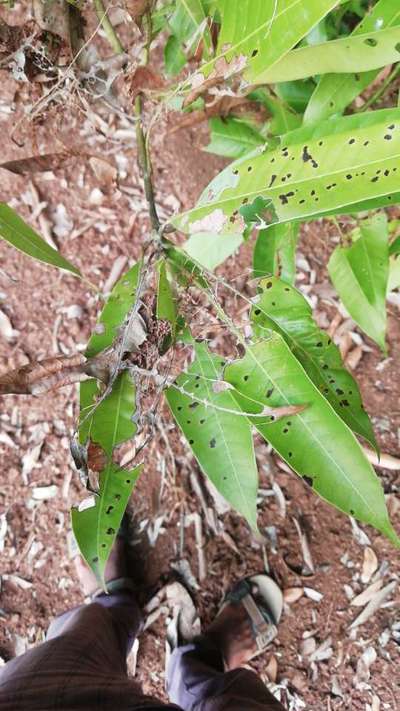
[1,0,400,587]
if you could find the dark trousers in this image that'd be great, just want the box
[0,591,285,710]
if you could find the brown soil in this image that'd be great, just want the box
[0,51,399,711]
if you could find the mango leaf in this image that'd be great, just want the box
[253,223,299,283]
[260,26,400,83]
[157,258,177,338]
[164,34,187,75]
[0,202,81,276]
[165,341,259,530]
[79,370,137,452]
[183,231,243,270]
[249,88,302,136]
[71,463,142,587]
[304,0,400,124]
[388,255,400,292]
[196,0,337,86]
[86,262,141,358]
[172,109,400,235]
[169,0,212,55]
[251,277,377,450]
[224,335,399,546]
[328,214,389,351]
[205,117,265,159]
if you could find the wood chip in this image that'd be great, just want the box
[265,655,278,683]
[0,309,14,341]
[351,579,383,607]
[31,485,58,501]
[361,547,378,584]
[363,446,400,470]
[304,587,323,602]
[345,345,363,370]
[284,587,304,604]
[350,581,397,628]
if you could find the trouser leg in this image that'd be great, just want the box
[167,638,285,711]
[0,591,173,710]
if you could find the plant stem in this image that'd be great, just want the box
[359,63,400,112]
[134,94,161,232]
[93,0,125,54]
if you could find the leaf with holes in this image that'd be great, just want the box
[224,334,399,546]
[205,117,265,159]
[71,463,142,587]
[328,214,389,351]
[253,223,299,283]
[304,0,400,124]
[260,26,400,83]
[172,108,400,235]
[251,277,377,449]
[193,0,337,86]
[86,262,141,358]
[0,203,81,276]
[165,341,259,530]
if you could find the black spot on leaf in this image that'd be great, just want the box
[303,476,313,487]
[364,37,377,46]
[209,438,216,448]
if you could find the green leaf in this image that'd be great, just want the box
[249,89,302,136]
[260,26,400,83]
[304,0,400,124]
[328,214,389,351]
[165,341,259,530]
[389,234,400,256]
[71,463,142,587]
[251,277,377,450]
[76,368,138,586]
[79,370,137,453]
[86,262,141,358]
[388,255,400,291]
[253,223,299,283]
[157,258,177,338]
[183,231,243,270]
[173,108,400,235]
[164,34,187,75]
[224,334,399,546]
[170,0,212,54]
[0,202,81,276]
[205,117,265,159]
[197,0,337,85]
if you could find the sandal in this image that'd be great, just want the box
[220,574,283,658]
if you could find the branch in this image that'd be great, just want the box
[93,0,125,55]
[134,94,160,232]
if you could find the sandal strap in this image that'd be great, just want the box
[242,593,277,650]
[224,578,279,653]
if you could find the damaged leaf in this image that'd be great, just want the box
[224,334,399,546]
[86,261,141,359]
[304,0,400,124]
[71,463,142,587]
[173,108,400,235]
[166,340,259,530]
[261,26,400,84]
[251,276,377,449]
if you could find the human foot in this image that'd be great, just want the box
[73,535,128,597]
[202,576,283,671]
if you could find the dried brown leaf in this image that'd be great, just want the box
[0,354,86,395]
